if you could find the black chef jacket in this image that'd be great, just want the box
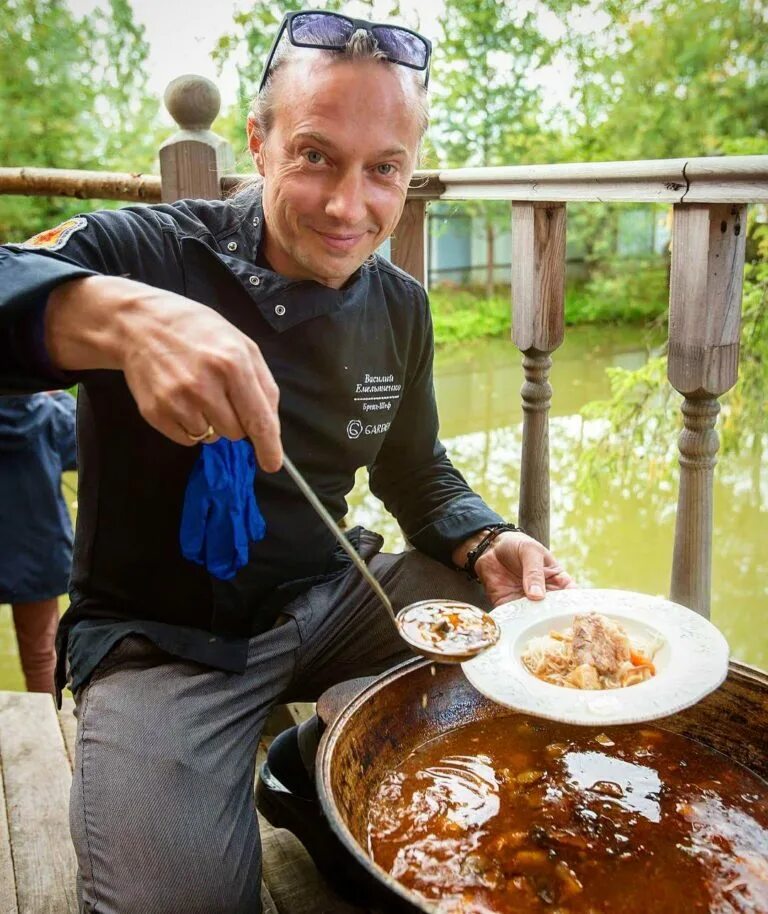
[0,191,503,698]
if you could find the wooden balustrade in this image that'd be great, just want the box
[2,73,768,615]
[511,203,566,548]
[667,204,747,616]
[159,75,234,202]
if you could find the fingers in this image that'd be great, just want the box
[546,571,576,591]
[543,561,576,590]
[120,293,284,466]
[520,541,575,599]
[225,347,283,472]
[520,541,546,600]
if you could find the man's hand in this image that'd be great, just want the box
[453,530,575,606]
[46,276,283,471]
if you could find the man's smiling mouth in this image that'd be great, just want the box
[314,229,369,252]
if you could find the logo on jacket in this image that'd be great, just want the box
[346,419,391,439]
[346,420,363,439]
[13,216,89,251]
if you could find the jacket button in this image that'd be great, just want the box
[227,241,238,252]
[274,304,286,316]
[249,275,261,286]
[253,217,260,226]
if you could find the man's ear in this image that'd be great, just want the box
[246,113,266,176]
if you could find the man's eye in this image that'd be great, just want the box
[376,163,396,176]
[305,150,325,165]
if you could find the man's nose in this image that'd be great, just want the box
[325,170,367,225]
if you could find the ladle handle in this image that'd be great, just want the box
[282,455,396,622]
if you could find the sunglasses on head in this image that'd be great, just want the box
[257,10,432,94]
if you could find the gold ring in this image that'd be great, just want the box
[185,423,216,443]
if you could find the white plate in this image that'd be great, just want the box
[461,588,729,726]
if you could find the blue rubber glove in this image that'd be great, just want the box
[180,438,266,580]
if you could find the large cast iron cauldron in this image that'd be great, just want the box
[316,657,768,913]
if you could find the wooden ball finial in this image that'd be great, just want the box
[164,75,221,131]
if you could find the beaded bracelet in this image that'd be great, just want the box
[462,523,523,581]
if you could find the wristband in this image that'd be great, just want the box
[462,523,523,581]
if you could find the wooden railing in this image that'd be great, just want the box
[3,74,768,618]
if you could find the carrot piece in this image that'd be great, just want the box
[630,648,656,674]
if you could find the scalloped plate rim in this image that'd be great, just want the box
[461,588,730,726]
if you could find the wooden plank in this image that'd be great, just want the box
[255,738,369,913]
[159,75,234,202]
[0,692,77,914]
[512,203,566,353]
[390,199,427,284]
[667,203,747,615]
[0,167,161,202]
[3,156,766,207]
[512,202,566,548]
[263,702,315,737]
[0,736,19,914]
[260,880,279,914]
[437,155,768,203]
[259,814,369,914]
[57,698,77,771]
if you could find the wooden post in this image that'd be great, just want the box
[391,199,426,283]
[668,203,747,616]
[159,75,234,202]
[511,202,566,547]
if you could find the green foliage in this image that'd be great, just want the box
[0,0,160,241]
[568,261,669,324]
[563,0,768,160]
[431,0,554,168]
[575,212,768,494]
[558,0,768,484]
[720,223,768,457]
[429,290,510,344]
[575,354,674,497]
[429,262,669,345]
[430,0,574,293]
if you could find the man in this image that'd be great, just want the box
[0,11,572,913]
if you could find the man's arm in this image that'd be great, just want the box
[451,529,574,606]
[45,276,282,470]
[370,284,573,603]
[368,286,504,557]
[0,209,283,471]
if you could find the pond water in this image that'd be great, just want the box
[1,325,765,691]
[347,325,768,672]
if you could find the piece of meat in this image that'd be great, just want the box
[565,662,601,689]
[571,613,630,675]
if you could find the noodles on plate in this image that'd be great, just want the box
[521,612,659,690]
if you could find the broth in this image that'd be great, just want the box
[367,717,768,913]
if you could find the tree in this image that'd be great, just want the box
[563,0,768,481]
[0,0,160,242]
[563,0,768,161]
[429,0,564,296]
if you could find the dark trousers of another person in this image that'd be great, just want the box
[13,598,59,694]
[68,535,488,914]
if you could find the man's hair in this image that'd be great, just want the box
[250,28,430,142]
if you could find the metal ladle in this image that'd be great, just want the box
[282,455,500,663]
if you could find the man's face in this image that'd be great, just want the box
[248,56,422,289]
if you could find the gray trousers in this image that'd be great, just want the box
[70,536,487,914]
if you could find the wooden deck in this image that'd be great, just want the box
[0,691,368,914]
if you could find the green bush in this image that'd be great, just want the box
[428,260,670,346]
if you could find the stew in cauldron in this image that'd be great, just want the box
[367,717,768,913]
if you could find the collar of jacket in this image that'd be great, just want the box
[204,192,374,333]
